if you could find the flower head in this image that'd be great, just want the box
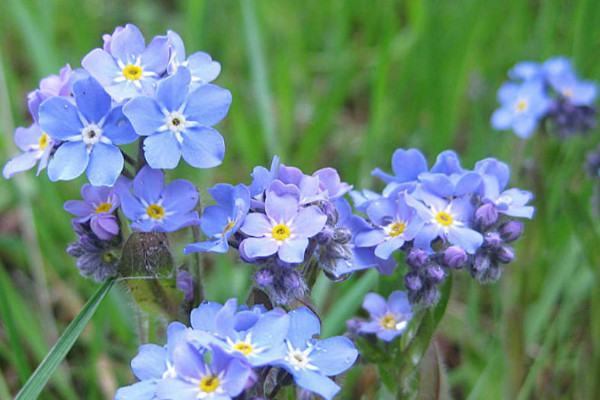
[167,30,221,89]
[82,24,170,101]
[64,183,121,240]
[357,291,413,341]
[123,66,231,169]
[2,124,57,179]
[116,166,200,232]
[38,76,137,185]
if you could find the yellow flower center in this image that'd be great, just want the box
[233,342,253,355]
[562,88,573,98]
[199,375,219,393]
[435,211,453,226]
[146,204,165,220]
[381,314,396,330]
[271,224,291,240]
[122,65,142,80]
[387,222,406,237]
[38,133,50,150]
[516,99,528,112]
[222,221,235,236]
[95,203,112,213]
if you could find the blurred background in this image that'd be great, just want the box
[1,0,600,398]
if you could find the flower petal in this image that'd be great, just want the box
[123,96,167,136]
[38,97,83,140]
[133,166,164,204]
[278,237,309,263]
[184,84,232,126]
[180,126,224,169]
[47,141,89,182]
[156,66,190,111]
[239,237,278,259]
[161,179,198,213]
[143,132,182,169]
[131,344,167,380]
[86,143,123,186]
[309,336,358,376]
[362,293,387,317]
[72,77,111,123]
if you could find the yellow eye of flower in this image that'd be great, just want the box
[95,203,112,213]
[387,222,406,237]
[233,342,253,355]
[222,221,235,235]
[516,100,528,112]
[562,88,573,98]
[271,224,291,240]
[147,204,165,220]
[122,65,142,80]
[38,133,50,150]
[435,212,453,226]
[381,314,396,330]
[199,375,219,393]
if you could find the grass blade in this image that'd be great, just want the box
[15,278,115,400]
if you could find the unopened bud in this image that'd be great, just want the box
[407,248,429,268]
[496,246,515,264]
[426,265,446,283]
[404,272,423,291]
[255,268,274,287]
[484,232,503,249]
[443,245,468,269]
[475,203,498,227]
[499,220,524,243]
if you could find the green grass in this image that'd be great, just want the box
[1,0,600,398]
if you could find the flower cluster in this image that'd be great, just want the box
[491,57,597,138]
[116,298,358,400]
[185,157,382,304]
[350,148,534,305]
[3,24,230,183]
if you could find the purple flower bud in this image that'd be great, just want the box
[255,268,274,287]
[283,270,303,290]
[484,232,503,249]
[443,245,468,269]
[472,254,491,272]
[317,225,335,244]
[345,317,363,334]
[487,265,503,281]
[496,246,515,264]
[333,227,352,244]
[320,201,339,225]
[407,248,429,268]
[499,220,524,243]
[426,265,446,283]
[420,286,440,306]
[176,270,194,303]
[475,203,499,227]
[404,272,423,291]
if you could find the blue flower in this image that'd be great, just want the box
[64,183,121,240]
[355,193,423,259]
[38,76,137,186]
[184,184,250,254]
[475,158,534,218]
[273,307,358,400]
[406,190,483,254]
[116,166,200,232]
[491,80,551,138]
[248,155,280,198]
[82,24,170,101]
[155,343,252,400]
[115,322,190,400]
[2,124,57,179]
[240,181,327,263]
[357,291,413,342]
[508,61,543,81]
[123,66,231,169]
[167,30,221,89]
[371,148,428,185]
[547,68,597,107]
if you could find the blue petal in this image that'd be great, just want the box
[512,116,538,138]
[115,182,146,221]
[38,97,83,140]
[73,77,110,123]
[86,143,123,186]
[156,66,190,111]
[388,291,412,315]
[184,238,228,254]
[239,237,278,259]
[366,197,396,226]
[190,301,223,332]
[220,357,252,397]
[292,206,327,237]
[391,148,428,182]
[430,150,462,175]
[446,226,483,254]
[180,127,224,168]
[290,369,341,400]
[172,342,205,380]
[123,96,166,136]
[162,179,198,213]
[354,229,386,248]
[278,238,309,263]
[47,141,89,181]
[2,151,39,178]
[143,132,182,169]
[201,205,232,237]
[103,106,137,145]
[140,34,170,73]
[115,380,157,400]
[131,344,167,380]
[362,293,387,317]
[309,336,358,376]
[184,84,232,126]
[133,166,164,204]
[81,49,120,87]
[161,211,200,232]
[374,236,404,259]
[287,307,320,349]
[187,51,221,86]
[111,24,145,62]
[155,378,198,400]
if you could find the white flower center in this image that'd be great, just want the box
[81,124,103,146]
[166,111,187,133]
[284,341,318,371]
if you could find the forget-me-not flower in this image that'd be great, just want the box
[167,30,221,89]
[123,66,231,169]
[358,291,413,342]
[64,183,121,240]
[38,76,137,186]
[184,184,250,254]
[116,166,200,232]
[82,24,170,102]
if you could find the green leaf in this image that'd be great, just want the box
[15,278,115,400]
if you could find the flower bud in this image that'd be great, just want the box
[475,203,498,227]
[255,268,274,287]
[283,270,302,290]
[404,272,423,291]
[333,227,353,244]
[317,225,334,244]
[406,248,429,268]
[443,245,468,269]
[496,245,515,264]
[472,254,491,272]
[484,232,503,249]
[426,265,446,283]
[499,220,524,243]
[176,270,194,302]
